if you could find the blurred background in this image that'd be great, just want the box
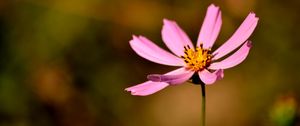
[0,0,300,126]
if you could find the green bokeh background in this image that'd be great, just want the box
[0,0,300,126]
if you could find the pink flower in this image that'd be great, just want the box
[125,4,259,96]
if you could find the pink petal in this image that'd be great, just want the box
[130,35,185,66]
[213,12,259,60]
[198,69,224,85]
[125,81,169,96]
[125,67,189,96]
[147,69,194,85]
[209,41,252,70]
[162,19,194,56]
[197,4,222,49]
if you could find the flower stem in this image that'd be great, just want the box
[190,73,206,126]
[200,83,206,126]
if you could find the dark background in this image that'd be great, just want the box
[0,0,299,126]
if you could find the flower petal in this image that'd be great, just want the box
[198,69,224,85]
[130,35,185,66]
[162,19,194,56]
[197,4,222,49]
[125,81,169,96]
[147,69,194,85]
[125,67,189,96]
[213,12,258,60]
[209,41,252,70]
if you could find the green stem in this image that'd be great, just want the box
[200,83,206,126]
[190,73,206,126]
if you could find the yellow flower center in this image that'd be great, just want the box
[180,44,212,71]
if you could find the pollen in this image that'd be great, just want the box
[180,44,212,71]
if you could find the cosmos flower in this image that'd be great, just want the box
[125,4,259,96]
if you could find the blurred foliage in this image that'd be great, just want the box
[0,0,300,126]
[269,93,298,126]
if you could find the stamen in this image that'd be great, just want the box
[180,45,212,71]
[184,46,187,50]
